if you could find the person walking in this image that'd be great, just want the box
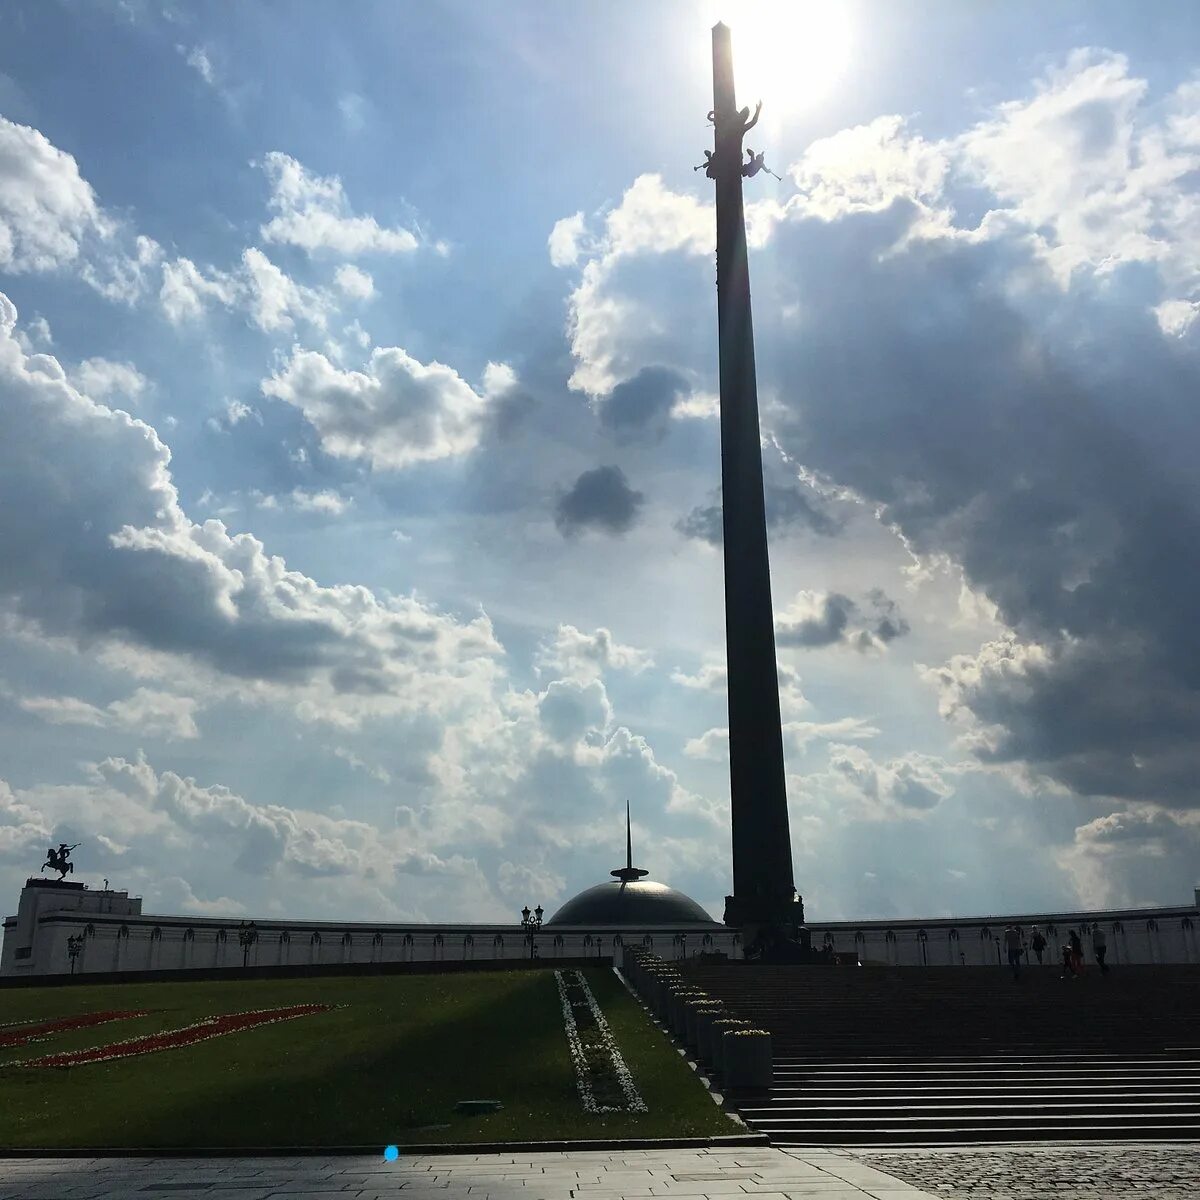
[1003,924,1023,979]
[1092,923,1109,974]
[1030,926,1047,966]
[1060,942,1075,979]
[1069,929,1085,976]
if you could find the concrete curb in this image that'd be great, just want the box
[0,1134,770,1158]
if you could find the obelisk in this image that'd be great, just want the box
[705,23,797,938]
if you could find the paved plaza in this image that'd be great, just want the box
[853,1143,1200,1198]
[1,1144,1197,1200]
[0,1146,937,1200]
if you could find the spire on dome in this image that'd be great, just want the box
[611,799,649,883]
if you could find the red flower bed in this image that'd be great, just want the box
[14,1003,334,1068]
[0,1010,149,1049]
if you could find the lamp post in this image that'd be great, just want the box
[238,920,259,969]
[66,933,84,976]
[521,905,543,961]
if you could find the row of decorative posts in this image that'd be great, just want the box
[621,946,772,1093]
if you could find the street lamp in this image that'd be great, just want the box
[521,905,543,960]
[66,933,84,976]
[238,920,259,968]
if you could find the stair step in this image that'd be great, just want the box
[668,962,1200,1145]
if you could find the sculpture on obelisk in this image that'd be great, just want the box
[700,23,804,953]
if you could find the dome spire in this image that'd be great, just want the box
[611,799,649,883]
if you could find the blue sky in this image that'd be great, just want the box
[2,0,1199,926]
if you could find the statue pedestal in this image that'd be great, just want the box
[23,878,85,891]
[3,880,141,976]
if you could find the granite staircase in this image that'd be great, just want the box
[679,962,1200,1145]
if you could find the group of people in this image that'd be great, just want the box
[1002,923,1109,979]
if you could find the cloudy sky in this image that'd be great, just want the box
[2,0,1198,928]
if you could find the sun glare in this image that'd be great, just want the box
[715,2,853,114]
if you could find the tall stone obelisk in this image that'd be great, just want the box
[705,23,797,938]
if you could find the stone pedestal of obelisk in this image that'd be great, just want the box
[706,23,802,947]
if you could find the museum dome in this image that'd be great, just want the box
[545,878,719,927]
[544,799,720,927]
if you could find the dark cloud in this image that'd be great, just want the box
[554,465,645,537]
[674,501,722,545]
[600,365,689,441]
[485,384,537,441]
[776,589,910,651]
[862,588,910,647]
[676,482,840,545]
[777,593,856,648]
[759,196,1200,803]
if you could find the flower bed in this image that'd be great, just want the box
[0,1010,150,1049]
[12,1003,334,1069]
[554,969,646,1113]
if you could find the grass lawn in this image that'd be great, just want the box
[0,968,735,1148]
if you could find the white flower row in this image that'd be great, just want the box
[554,968,647,1113]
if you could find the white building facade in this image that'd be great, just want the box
[4,878,1198,979]
[808,901,1200,969]
[0,879,738,979]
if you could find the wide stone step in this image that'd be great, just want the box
[766,1122,1200,1145]
[768,1056,1200,1065]
[742,1098,1200,1115]
[661,960,1200,1144]
[768,1088,1200,1102]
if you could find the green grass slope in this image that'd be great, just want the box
[0,968,734,1147]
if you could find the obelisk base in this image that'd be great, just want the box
[726,891,835,964]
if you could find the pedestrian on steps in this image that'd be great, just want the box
[1003,924,1023,979]
[1060,942,1074,979]
[1030,926,1047,966]
[1092,922,1109,974]
[1069,928,1085,976]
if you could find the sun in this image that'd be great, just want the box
[715,2,853,114]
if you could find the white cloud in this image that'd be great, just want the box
[289,488,352,515]
[1154,298,1199,337]
[672,658,808,715]
[788,115,951,225]
[159,255,239,323]
[821,744,956,820]
[21,687,201,740]
[0,115,113,273]
[160,247,333,333]
[1058,805,1200,909]
[534,624,654,683]
[179,45,216,87]
[242,246,332,332]
[548,211,588,268]
[557,174,713,396]
[683,726,728,761]
[0,290,504,732]
[205,398,260,433]
[0,117,163,304]
[670,661,727,691]
[334,263,375,300]
[21,314,52,349]
[154,875,245,916]
[671,391,719,420]
[259,152,419,258]
[958,49,1200,287]
[69,357,147,404]
[783,717,880,752]
[262,344,517,471]
[333,746,390,784]
[496,860,566,904]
